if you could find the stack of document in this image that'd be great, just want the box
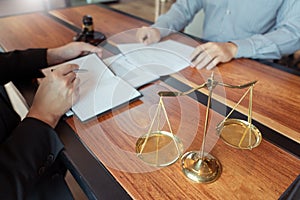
[104,40,195,88]
[56,40,195,121]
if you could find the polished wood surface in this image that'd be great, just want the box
[173,59,300,144]
[49,5,148,39]
[65,82,300,199]
[0,4,299,200]
[0,12,75,51]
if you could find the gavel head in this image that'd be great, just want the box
[82,15,94,36]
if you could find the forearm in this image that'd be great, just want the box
[232,29,300,59]
[232,0,300,59]
[0,49,47,85]
[47,47,70,66]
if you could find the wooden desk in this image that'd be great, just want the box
[0,4,299,200]
[0,12,75,51]
[49,4,148,38]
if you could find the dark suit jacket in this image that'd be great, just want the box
[0,49,73,200]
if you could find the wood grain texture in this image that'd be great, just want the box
[66,82,300,200]
[0,13,75,51]
[49,5,149,39]
[172,58,300,144]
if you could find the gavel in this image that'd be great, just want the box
[73,15,106,46]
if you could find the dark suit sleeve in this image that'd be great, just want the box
[0,117,64,200]
[0,49,48,85]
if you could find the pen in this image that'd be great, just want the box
[72,69,88,73]
[50,68,88,73]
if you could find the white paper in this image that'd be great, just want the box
[104,54,159,88]
[59,54,141,122]
[116,40,195,76]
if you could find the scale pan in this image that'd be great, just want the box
[136,131,183,167]
[217,119,262,149]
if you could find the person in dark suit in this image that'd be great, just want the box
[0,42,102,200]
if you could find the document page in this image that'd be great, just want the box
[116,40,195,76]
[52,54,141,122]
[103,40,194,88]
[104,54,159,88]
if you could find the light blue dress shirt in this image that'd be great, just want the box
[152,0,300,59]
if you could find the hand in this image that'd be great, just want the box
[136,26,161,45]
[190,42,237,70]
[27,64,80,128]
[47,42,103,65]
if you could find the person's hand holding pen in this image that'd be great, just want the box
[47,41,103,65]
[27,64,80,128]
[27,42,102,128]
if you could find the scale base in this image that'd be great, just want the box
[181,151,222,183]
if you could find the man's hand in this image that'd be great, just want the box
[47,42,103,65]
[136,26,161,45]
[190,42,238,70]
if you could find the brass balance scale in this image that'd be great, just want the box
[136,73,262,183]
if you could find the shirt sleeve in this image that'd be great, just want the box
[0,117,64,200]
[0,49,48,85]
[152,0,203,37]
[231,0,300,59]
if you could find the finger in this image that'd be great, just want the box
[190,49,201,62]
[72,90,80,105]
[64,71,77,85]
[193,52,206,69]
[190,46,204,65]
[79,42,102,53]
[73,76,80,86]
[72,78,81,104]
[70,42,102,58]
[196,53,214,70]
[87,46,103,55]
[55,64,79,76]
[137,32,147,43]
[206,58,218,70]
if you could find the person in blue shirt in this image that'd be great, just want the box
[136,0,300,70]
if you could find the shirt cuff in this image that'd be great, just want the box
[230,39,255,58]
[151,25,174,38]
